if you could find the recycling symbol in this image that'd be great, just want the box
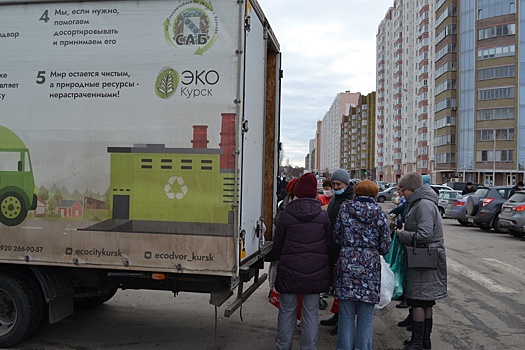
[164,176,188,200]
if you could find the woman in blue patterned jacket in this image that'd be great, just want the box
[334,179,392,350]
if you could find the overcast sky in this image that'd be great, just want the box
[258,0,394,166]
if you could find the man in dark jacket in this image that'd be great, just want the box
[320,168,354,334]
[274,172,332,350]
[510,181,524,197]
[461,182,475,195]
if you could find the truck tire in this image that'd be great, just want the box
[5,272,45,340]
[0,192,28,226]
[74,288,118,309]
[0,273,42,347]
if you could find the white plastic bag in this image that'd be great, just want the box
[376,256,395,309]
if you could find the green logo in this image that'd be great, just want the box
[154,68,179,99]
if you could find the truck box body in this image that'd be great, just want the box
[0,0,281,346]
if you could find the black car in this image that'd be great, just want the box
[465,186,514,233]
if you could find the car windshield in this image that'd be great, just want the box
[508,192,525,202]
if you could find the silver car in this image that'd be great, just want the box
[438,190,461,217]
[375,186,397,203]
[498,190,525,238]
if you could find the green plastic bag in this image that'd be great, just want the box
[384,232,406,300]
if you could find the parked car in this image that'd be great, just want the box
[497,190,525,237]
[443,181,482,193]
[465,186,514,233]
[375,186,397,203]
[438,190,461,217]
[430,184,455,193]
[444,192,475,226]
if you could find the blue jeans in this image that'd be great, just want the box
[275,293,319,350]
[336,299,375,350]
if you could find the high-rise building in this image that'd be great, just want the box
[341,92,376,179]
[377,0,523,186]
[319,92,361,174]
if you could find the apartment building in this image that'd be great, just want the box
[341,92,377,179]
[319,92,361,174]
[377,0,523,186]
[376,0,422,183]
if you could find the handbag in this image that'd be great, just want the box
[404,235,438,269]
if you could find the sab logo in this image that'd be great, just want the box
[163,0,218,55]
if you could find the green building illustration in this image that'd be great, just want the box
[105,113,237,231]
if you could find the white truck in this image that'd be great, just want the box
[0,0,282,346]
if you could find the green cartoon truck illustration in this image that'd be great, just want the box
[0,125,37,226]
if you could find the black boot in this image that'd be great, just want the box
[423,318,433,349]
[399,321,424,350]
[398,309,412,327]
[320,313,338,326]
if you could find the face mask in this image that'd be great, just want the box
[334,189,344,196]
[323,190,333,197]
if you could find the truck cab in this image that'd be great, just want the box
[0,125,37,226]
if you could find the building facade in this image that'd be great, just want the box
[341,92,377,179]
[319,92,361,174]
[377,0,524,186]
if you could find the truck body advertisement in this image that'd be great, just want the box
[0,0,246,276]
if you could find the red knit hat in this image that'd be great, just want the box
[285,177,298,195]
[293,173,318,199]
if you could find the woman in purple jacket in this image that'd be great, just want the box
[273,172,332,350]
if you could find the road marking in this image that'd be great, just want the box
[23,226,43,230]
[65,227,77,231]
[447,258,518,294]
[481,258,525,281]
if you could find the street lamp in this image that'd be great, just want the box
[493,129,496,186]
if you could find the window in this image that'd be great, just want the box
[435,115,456,129]
[478,87,514,100]
[436,153,455,164]
[477,107,514,120]
[435,79,456,95]
[478,65,515,80]
[477,150,514,162]
[435,61,457,78]
[476,128,514,141]
[478,45,515,60]
[478,24,515,40]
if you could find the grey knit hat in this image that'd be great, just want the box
[398,172,423,192]
[331,168,350,185]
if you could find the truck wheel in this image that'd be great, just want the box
[7,272,45,339]
[0,192,28,226]
[74,288,118,309]
[0,273,41,347]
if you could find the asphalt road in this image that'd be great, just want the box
[10,203,525,350]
